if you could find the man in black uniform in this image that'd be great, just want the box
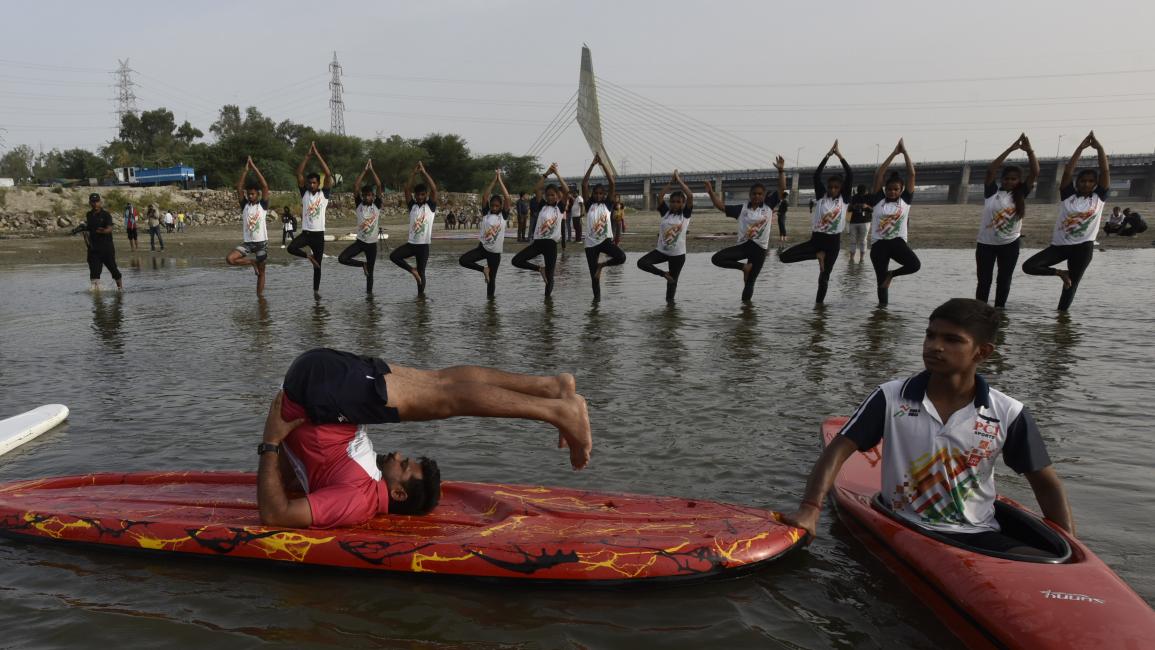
[79,193,123,291]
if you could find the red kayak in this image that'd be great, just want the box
[0,471,805,585]
[822,416,1155,649]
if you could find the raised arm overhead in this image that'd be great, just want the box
[353,160,370,198]
[496,169,512,211]
[236,157,252,203]
[1089,131,1110,190]
[1061,132,1093,188]
[703,179,727,213]
[251,157,270,200]
[296,144,314,189]
[368,160,383,196]
[872,140,903,193]
[674,170,693,208]
[774,155,787,203]
[986,135,1022,185]
[417,161,438,203]
[581,155,597,204]
[312,143,333,190]
[898,139,915,191]
[481,170,499,210]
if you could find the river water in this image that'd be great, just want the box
[0,247,1152,649]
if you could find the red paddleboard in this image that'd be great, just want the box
[0,472,805,584]
[822,416,1155,649]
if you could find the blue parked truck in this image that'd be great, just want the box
[115,165,198,188]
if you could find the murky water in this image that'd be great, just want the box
[1,246,1152,648]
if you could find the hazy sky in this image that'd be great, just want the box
[4,0,1155,174]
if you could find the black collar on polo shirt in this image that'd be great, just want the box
[901,370,991,408]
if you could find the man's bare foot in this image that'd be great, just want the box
[307,255,320,269]
[816,251,826,273]
[742,262,753,282]
[537,266,548,283]
[362,265,369,277]
[881,271,894,289]
[482,265,491,284]
[1056,270,1072,289]
[556,393,592,470]
[664,272,674,284]
[594,263,604,282]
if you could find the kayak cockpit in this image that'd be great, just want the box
[871,495,1072,564]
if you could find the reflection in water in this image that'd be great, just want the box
[397,297,432,361]
[304,302,331,347]
[1031,313,1082,406]
[804,305,831,385]
[354,295,383,354]
[723,303,762,364]
[90,292,124,353]
[983,311,1014,377]
[854,307,904,381]
[647,304,687,375]
[481,301,501,339]
[232,298,272,355]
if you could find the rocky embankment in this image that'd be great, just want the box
[0,186,479,235]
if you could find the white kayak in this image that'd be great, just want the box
[0,404,69,456]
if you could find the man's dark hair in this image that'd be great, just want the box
[856,184,867,194]
[245,182,260,192]
[388,457,441,515]
[750,182,766,192]
[306,172,321,182]
[669,189,686,201]
[413,183,428,194]
[929,298,999,345]
[361,184,375,194]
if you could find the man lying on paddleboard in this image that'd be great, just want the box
[257,348,592,529]
[783,298,1075,554]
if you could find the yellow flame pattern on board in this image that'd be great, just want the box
[248,528,336,562]
[128,530,193,551]
[26,513,92,539]
[411,551,476,572]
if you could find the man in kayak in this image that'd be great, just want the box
[783,298,1074,553]
[257,348,592,529]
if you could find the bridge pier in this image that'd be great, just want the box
[1131,164,1155,201]
[642,177,652,211]
[1035,167,1063,203]
[790,172,799,201]
[948,164,972,204]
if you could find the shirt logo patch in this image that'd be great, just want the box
[893,404,920,418]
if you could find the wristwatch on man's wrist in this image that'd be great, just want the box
[257,442,281,455]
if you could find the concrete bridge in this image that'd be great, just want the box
[567,153,1155,209]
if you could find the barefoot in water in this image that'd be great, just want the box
[482,265,491,284]
[816,250,826,274]
[556,393,592,470]
[663,272,674,284]
[537,266,548,284]
[881,271,894,289]
[594,263,604,282]
[742,262,753,283]
[307,255,320,269]
[1056,269,1072,289]
[556,372,576,398]
[362,265,369,278]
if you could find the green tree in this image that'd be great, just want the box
[470,153,540,194]
[417,133,472,191]
[0,144,36,183]
[59,148,111,180]
[365,135,427,192]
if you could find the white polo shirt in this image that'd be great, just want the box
[407,200,436,245]
[655,202,691,256]
[240,198,268,243]
[355,197,383,244]
[869,190,914,242]
[534,203,564,241]
[811,195,848,235]
[977,182,1031,246]
[479,211,507,253]
[300,188,331,232]
[839,371,1051,534]
[724,192,780,249]
[584,200,613,247]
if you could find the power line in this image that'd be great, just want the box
[524,91,577,157]
[329,52,345,135]
[113,59,138,132]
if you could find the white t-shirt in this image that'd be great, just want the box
[977,182,1026,246]
[584,201,613,247]
[407,200,436,245]
[727,198,778,249]
[1052,184,1108,246]
[655,202,691,256]
[241,199,268,243]
[839,372,1051,534]
[570,195,584,219]
[811,195,848,235]
[355,198,382,244]
[534,203,564,241]
[1106,210,1125,227]
[301,189,330,232]
[164,212,174,224]
[479,212,507,253]
[870,190,913,242]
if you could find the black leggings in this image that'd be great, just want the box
[389,242,430,294]
[288,230,325,292]
[338,240,378,293]
[1021,241,1093,312]
[777,212,787,237]
[512,239,558,298]
[711,240,768,302]
[869,238,921,306]
[975,239,1021,308]
[778,232,841,303]
[87,247,122,281]
[637,250,686,302]
[282,227,294,245]
[148,226,164,250]
[584,239,627,300]
[459,245,501,298]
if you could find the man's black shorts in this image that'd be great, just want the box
[282,348,401,424]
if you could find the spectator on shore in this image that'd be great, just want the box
[516,192,530,241]
[123,202,140,252]
[1104,206,1125,235]
[612,195,626,244]
[146,204,164,251]
[1118,209,1148,237]
[282,206,296,246]
[164,209,175,233]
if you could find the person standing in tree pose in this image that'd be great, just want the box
[1021,131,1110,312]
[512,163,569,300]
[975,134,1039,308]
[226,156,271,297]
[704,156,787,303]
[867,138,919,307]
[287,142,333,299]
[338,160,384,294]
[637,170,693,303]
[581,153,626,302]
[390,161,438,296]
[459,170,511,299]
[778,140,853,305]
